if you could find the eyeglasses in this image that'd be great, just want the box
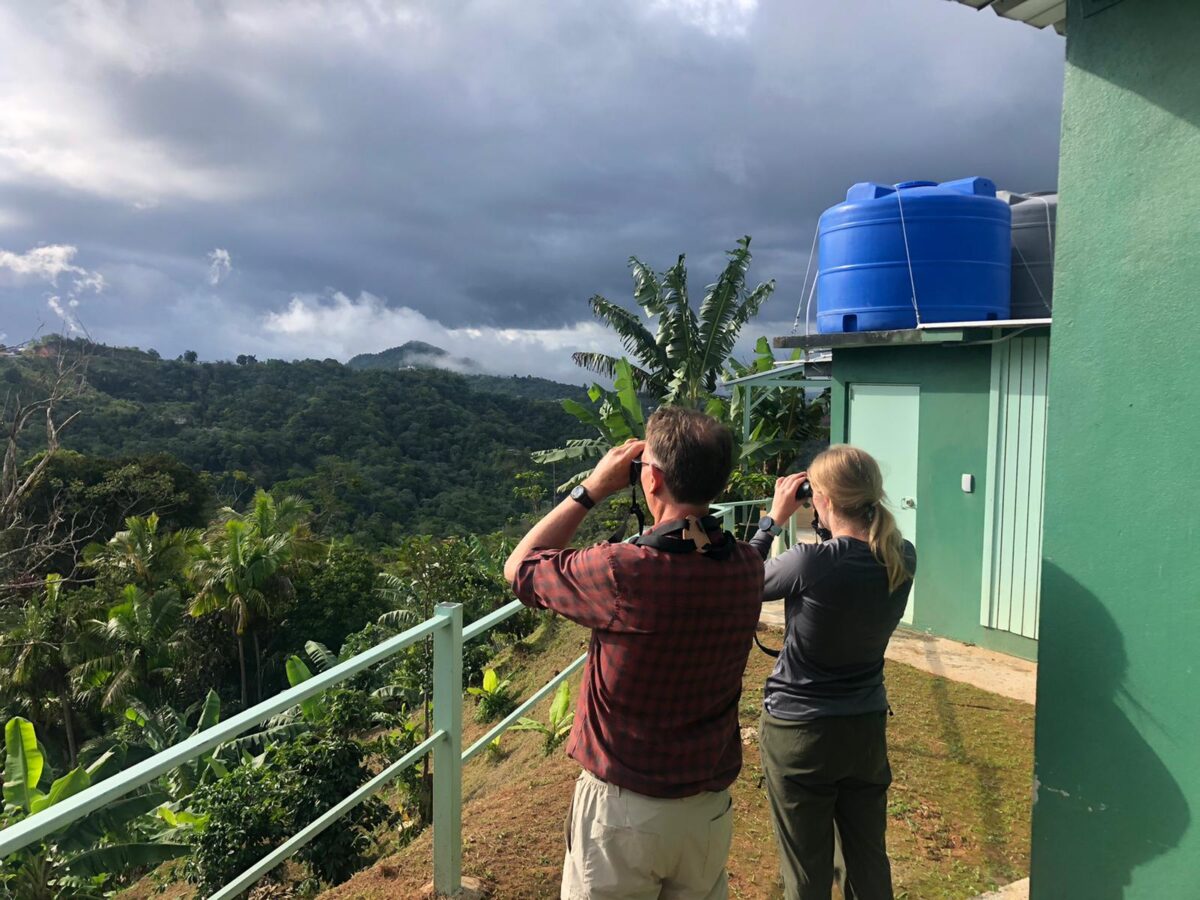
[630,457,660,483]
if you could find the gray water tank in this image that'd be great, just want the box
[1002,191,1057,318]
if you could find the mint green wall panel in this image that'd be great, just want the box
[983,337,1049,641]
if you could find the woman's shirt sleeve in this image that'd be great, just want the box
[762,541,817,603]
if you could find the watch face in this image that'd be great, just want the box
[571,486,586,499]
[758,515,774,531]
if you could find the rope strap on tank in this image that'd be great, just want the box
[893,183,923,327]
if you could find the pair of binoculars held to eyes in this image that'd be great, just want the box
[634,459,814,502]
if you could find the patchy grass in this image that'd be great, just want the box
[323,621,1034,899]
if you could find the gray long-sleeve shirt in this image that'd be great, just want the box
[750,529,916,721]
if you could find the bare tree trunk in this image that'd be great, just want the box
[237,634,248,708]
[1,339,89,598]
[59,692,78,768]
[253,629,263,703]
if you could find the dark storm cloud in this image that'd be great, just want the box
[0,0,1063,375]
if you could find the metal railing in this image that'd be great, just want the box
[713,499,805,549]
[0,600,586,898]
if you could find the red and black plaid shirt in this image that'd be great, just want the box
[512,529,763,798]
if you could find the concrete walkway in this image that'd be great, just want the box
[972,877,1030,899]
[758,605,1037,705]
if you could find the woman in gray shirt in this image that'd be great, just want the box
[749,445,916,900]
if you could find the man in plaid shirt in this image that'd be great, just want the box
[505,407,763,899]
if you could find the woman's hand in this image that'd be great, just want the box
[768,471,809,524]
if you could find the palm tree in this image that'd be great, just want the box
[0,574,100,766]
[75,583,187,712]
[188,492,318,706]
[571,236,775,407]
[73,512,198,713]
[84,512,197,592]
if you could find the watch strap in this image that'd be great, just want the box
[758,515,783,537]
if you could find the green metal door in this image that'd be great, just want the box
[981,336,1050,640]
[848,383,920,624]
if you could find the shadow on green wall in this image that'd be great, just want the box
[1031,563,1189,898]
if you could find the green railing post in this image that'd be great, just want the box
[432,602,463,895]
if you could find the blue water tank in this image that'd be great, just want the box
[816,177,1012,333]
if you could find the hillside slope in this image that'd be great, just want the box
[323,624,1034,899]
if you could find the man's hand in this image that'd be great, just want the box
[504,438,645,584]
[582,439,646,503]
[768,471,809,525]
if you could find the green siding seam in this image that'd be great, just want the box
[980,342,1004,628]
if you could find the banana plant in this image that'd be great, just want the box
[511,680,575,755]
[725,336,830,495]
[571,236,775,408]
[1,717,187,898]
[119,689,228,799]
[532,357,646,492]
[467,668,515,723]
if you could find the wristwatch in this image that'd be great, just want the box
[758,515,783,537]
[570,484,596,510]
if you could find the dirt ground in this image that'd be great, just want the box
[322,620,1034,900]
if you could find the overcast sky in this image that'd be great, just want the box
[0,0,1064,382]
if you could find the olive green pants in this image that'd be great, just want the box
[758,711,893,900]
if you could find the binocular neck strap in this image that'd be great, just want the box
[607,486,645,543]
[812,510,833,543]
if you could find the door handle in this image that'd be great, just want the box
[901,497,917,509]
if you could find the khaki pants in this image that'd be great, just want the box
[561,769,734,900]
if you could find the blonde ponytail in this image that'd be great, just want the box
[867,502,910,593]
[808,444,913,593]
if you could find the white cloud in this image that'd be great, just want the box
[0,244,86,283]
[261,291,621,382]
[46,295,82,335]
[207,248,232,285]
[1,244,104,336]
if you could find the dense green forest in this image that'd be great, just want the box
[0,335,555,893]
[0,488,538,896]
[1,339,589,543]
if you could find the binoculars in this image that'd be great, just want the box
[796,479,813,502]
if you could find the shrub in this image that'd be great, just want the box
[468,668,516,723]
[186,734,390,891]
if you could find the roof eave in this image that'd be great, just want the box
[946,0,1067,35]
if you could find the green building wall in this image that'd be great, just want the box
[1030,1,1199,896]
[830,344,1038,661]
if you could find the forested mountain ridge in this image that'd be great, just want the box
[348,340,477,372]
[347,341,590,402]
[2,341,587,543]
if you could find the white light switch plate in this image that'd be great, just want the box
[961,474,975,494]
